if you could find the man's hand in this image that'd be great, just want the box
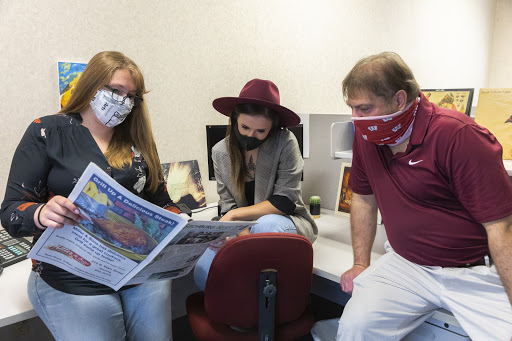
[340,264,368,294]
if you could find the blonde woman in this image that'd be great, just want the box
[194,79,317,290]
[1,51,179,340]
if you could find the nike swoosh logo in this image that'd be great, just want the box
[408,159,423,165]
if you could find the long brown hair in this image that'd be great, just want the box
[60,51,163,192]
[227,103,280,198]
[342,51,420,105]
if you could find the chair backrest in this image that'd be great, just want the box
[203,233,313,328]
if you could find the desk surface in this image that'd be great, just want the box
[312,209,387,283]
[195,206,388,284]
[0,258,36,328]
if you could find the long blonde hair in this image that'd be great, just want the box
[60,51,163,192]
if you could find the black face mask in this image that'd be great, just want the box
[234,124,269,151]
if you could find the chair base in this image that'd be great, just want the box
[186,292,314,341]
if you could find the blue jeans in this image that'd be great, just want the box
[193,214,297,291]
[28,271,173,341]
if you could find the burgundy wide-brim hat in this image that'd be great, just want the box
[212,79,301,127]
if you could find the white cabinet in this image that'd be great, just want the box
[330,121,354,160]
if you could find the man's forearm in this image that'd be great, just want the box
[484,215,512,305]
[489,230,512,304]
[350,193,378,267]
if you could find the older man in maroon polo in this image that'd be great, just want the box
[337,52,512,340]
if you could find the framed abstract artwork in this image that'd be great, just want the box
[161,160,206,210]
[421,88,474,116]
[335,162,352,216]
[58,61,87,109]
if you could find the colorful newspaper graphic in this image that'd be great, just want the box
[28,162,254,291]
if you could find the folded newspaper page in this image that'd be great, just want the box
[28,162,255,291]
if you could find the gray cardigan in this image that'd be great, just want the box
[212,128,317,243]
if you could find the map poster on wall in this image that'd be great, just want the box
[161,160,206,210]
[474,88,512,160]
[422,88,474,116]
[58,62,87,109]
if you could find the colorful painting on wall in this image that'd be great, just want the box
[161,160,206,210]
[58,62,87,109]
[475,88,512,160]
[422,88,474,116]
[335,163,352,216]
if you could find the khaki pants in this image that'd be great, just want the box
[337,242,512,341]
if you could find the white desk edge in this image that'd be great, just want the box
[0,258,36,328]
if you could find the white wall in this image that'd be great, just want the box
[489,0,512,88]
[0,0,501,204]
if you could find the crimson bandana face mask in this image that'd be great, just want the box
[351,97,420,146]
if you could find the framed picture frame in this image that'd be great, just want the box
[335,162,352,216]
[161,160,206,210]
[474,88,512,160]
[58,62,87,109]
[421,88,474,116]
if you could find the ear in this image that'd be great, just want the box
[395,90,408,110]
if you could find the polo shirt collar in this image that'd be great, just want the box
[409,92,433,147]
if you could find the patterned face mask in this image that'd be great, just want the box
[352,98,419,146]
[90,89,134,128]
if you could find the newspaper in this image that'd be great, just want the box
[28,162,255,291]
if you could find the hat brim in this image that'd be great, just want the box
[212,97,301,127]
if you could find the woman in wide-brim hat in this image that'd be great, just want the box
[194,79,318,291]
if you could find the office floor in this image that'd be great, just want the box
[0,316,54,341]
[0,294,343,341]
[173,315,317,341]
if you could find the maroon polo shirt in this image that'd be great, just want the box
[349,93,512,266]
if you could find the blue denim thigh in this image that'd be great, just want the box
[120,279,173,340]
[193,214,296,291]
[28,271,173,341]
[250,214,297,234]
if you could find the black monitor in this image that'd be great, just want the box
[206,124,304,181]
